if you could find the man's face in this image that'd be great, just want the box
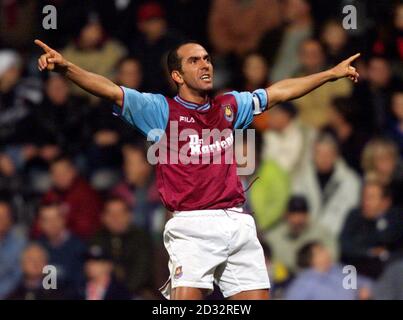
[50,160,76,191]
[268,108,292,131]
[38,206,66,239]
[0,203,12,236]
[314,142,337,174]
[174,44,214,92]
[368,58,391,88]
[117,59,142,90]
[362,184,389,219]
[46,76,70,106]
[299,40,325,73]
[286,212,308,236]
[22,246,47,279]
[311,244,332,271]
[102,200,131,234]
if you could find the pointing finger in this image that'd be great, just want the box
[34,39,52,53]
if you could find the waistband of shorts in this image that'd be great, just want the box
[173,206,244,217]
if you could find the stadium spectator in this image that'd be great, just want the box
[265,195,338,274]
[39,155,102,239]
[322,97,370,173]
[260,0,313,82]
[77,245,131,300]
[37,203,86,293]
[208,0,280,57]
[293,133,361,236]
[320,19,354,66]
[352,56,401,133]
[111,142,164,239]
[7,243,66,300]
[89,197,154,298]
[292,39,352,129]
[239,53,270,132]
[262,102,315,176]
[33,74,90,156]
[340,179,403,279]
[361,138,403,208]
[61,14,126,102]
[0,49,42,147]
[130,2,184,94]
[0,200,27,299]
[285,241,373,300]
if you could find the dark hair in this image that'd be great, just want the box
[297,241,322,269]
[330,96,357,124]
[50,154,74,168]
[103,196,131,212]
[166,40,204,75]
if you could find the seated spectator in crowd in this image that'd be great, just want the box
[340,179,403,279]
[387,90,403,158]
[209,0,280,57]
[361,138,403,208]
[260,0,313,82]
[76,245,131,300]
[90,197,154,298]
[353,56,402,133]
[285,241,372,300]
[84,56,146,192]
[293,133,361,236]
[111,142,164,239]
[239,53,270,132]
[0,50,42,148]
[292,39,352,129]
[7,243,66,300]
[262,102,315,176]
[0,200,27,299]
[61,14,126,103]
[320,19,355,66]
[38,155,102,239]
[37,203,86,294]
[130,2,184,94]
[374,254,403,300]
[323,97,370,173]
[266,196,338,274]
[33,74,90,156]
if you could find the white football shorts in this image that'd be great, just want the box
[159,207,270,299]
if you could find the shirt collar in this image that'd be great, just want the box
[174,95,210,111]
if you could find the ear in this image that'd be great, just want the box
[171,70,184,86]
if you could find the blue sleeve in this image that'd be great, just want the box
[229,89,268,129]
[112,86,169,141]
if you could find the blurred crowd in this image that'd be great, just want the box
[0,0,402,300]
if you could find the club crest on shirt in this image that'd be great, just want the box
[174,266,183,279]
[222,104,234,122]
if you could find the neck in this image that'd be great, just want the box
[178,87,209,105]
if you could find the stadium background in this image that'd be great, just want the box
[0,0,402,300]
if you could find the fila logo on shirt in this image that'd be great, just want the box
[179,116,195,123]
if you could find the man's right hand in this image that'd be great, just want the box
[35,39,68,73]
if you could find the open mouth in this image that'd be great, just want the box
[200,74,211,82]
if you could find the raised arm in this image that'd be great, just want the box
[35,39,123,107]
[266,53,361,109]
